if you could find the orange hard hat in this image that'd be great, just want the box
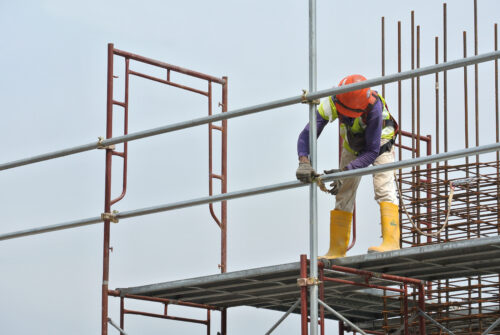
[334,74,376,118]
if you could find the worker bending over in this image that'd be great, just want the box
[296,74,399,259]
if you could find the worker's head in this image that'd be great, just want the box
[334,74,376,118]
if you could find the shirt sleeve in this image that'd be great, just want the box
[345,100,383,170]
[297,110,329,157]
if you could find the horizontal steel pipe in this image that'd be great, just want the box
[0,142,99,171]
[0,216,102,241]
[2,142,500,242]
[1,51,499,172]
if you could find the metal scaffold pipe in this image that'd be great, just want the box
[2,141,500,242]
[308,1,318,334]
[0,51,499,173]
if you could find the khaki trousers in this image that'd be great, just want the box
[334,141,397,213]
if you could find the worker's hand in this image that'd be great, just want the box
[323,169,343,195]
[296,162,319,183]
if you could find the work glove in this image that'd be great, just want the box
[296,162,319,183]
[323,169,343,195]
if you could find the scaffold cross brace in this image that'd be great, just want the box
[97,136,116,150]
[301,89,320,105]
[101,211,119,223]
[297,277,322,287]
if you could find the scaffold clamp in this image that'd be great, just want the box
[301,89,320,105]
[297,277,322,287]
[101,210,119,223]
[97,136,116,150]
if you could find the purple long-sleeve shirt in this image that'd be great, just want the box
[297,98,383,170]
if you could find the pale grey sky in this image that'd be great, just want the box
[1,0,499,334]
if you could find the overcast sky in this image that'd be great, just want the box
[1,0,499,334]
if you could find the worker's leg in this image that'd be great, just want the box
[322,148,361,259]
[334,148,362,212]
[368,146,400,252]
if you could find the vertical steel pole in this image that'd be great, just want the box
[495,24,499,236]
[464,32,470,167]
[300,255,309,335]
[207,310,211,335]
[338,322,345,335]
[397,21,403,237]
[308,1,318,334]
[411,11,415,159]
[419,283,426,334]
[221,76,228,275]
[102,43,114,335]
[435,36,441,244]
[120,297,124,330]
[473,2,484,329]
[404,284,409,334]
[443,3,450,245]
[382,17,385,97]
[319,266,325,335]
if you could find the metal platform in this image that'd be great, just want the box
[117,236,500,324]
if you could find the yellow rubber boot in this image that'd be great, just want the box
[368,202,400,253]
[321,209,352,259]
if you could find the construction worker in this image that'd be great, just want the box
[296,74,399,259]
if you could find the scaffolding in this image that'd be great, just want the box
[1,1,500,334]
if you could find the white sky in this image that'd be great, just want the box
[1,0,499,334]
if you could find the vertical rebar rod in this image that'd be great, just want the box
[474,0,479,156]
[435,36,441,244]
[382,17,386,97]
[443,3,448,155]
[495,24,499,236]
[464,32,470,164]
[426,137,432,246]
[417,26,421,158]
[474,2,483,328]
[496,23,499,318]
[411,11,415,159]
[411,11,418,246]
[308,1,318,334]
[416,25,422,246]
[398,21,403,235]
[464,32,472,245]
[102,42,114,335]
[443,2,449,243]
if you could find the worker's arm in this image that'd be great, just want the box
[296,109,329,182]
[344,100,383,170]
[297,110,329,160]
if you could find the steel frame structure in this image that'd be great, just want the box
[102,44,228,334]
[0,1,500,334]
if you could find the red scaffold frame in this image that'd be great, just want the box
[102,44,228,335]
